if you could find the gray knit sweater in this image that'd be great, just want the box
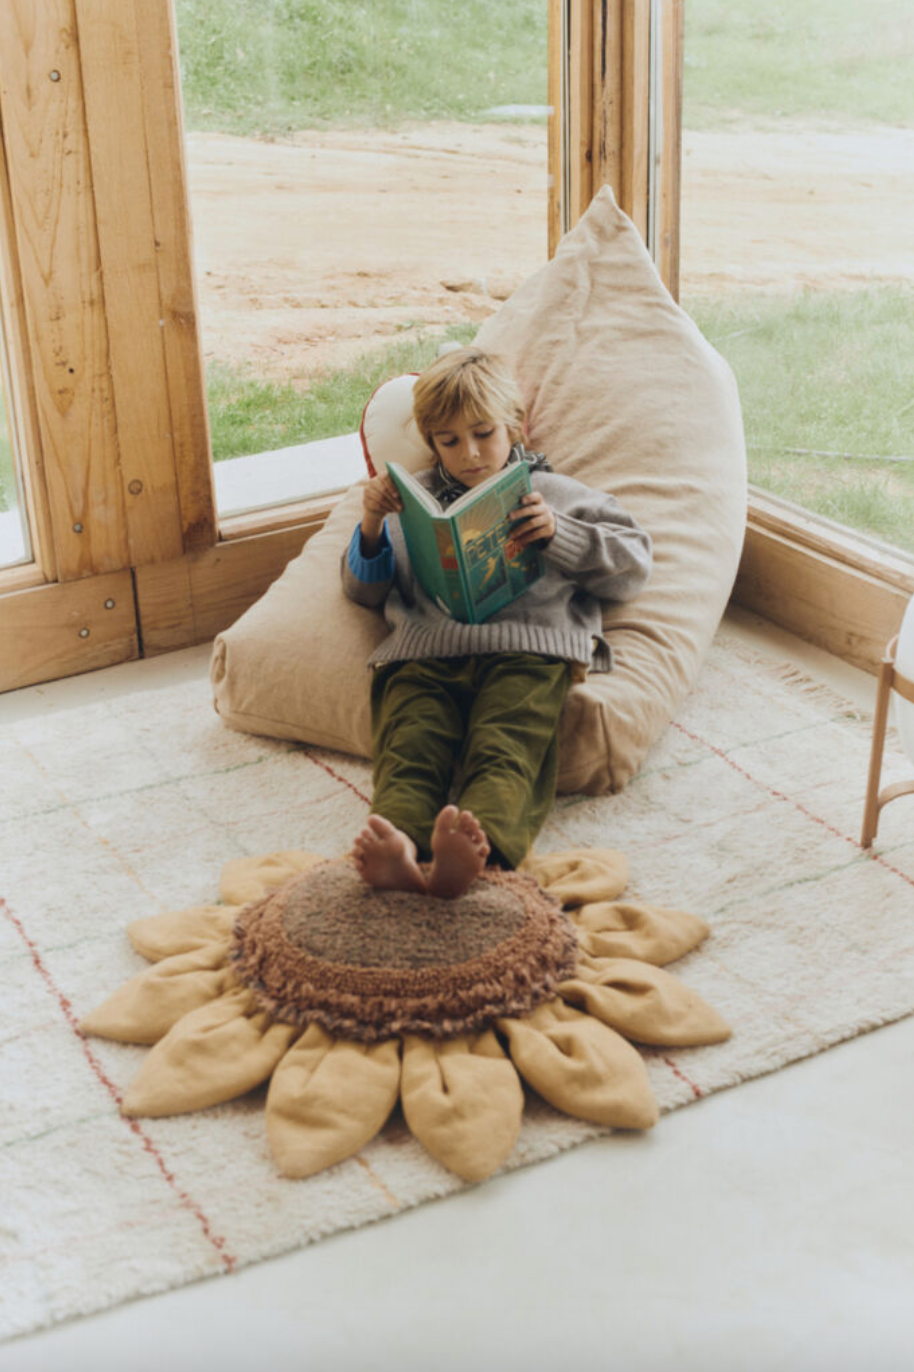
[341,464,652,672]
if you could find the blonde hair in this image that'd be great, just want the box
[412,347,526,448]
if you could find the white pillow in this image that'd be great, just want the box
[360,373,432,477]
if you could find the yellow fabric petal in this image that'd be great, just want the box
[219,850,326,906]
[265,1025,401,1178]
[571,900,710,966]
[122,986,300,1117]
[127,905,239,963]
[559,959,731,1046]
[521,849,628,906]
[400,1032,524,1182]
[498,999,658,1130]
[80,945,235,1045]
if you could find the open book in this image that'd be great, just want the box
[387,460,545,624]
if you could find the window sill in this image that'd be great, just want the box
[213,430,365,521]
[735,488,914,676]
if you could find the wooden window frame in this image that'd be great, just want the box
[0,0,909,694]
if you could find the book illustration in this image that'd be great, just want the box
[387,460,544,625]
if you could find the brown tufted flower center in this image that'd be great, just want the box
[232,859,578,1041]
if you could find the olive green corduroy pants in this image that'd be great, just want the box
[369,653,572,869]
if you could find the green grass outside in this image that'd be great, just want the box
[204,287,914,557]
[5,0,912,553]
[12,292,909,554]
[174,0,913,137]
[206,324,477,461]
[684,0,914,129]
[685,288,914,553]
[174,0,548,136]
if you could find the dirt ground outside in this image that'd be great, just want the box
[185,119,914,384]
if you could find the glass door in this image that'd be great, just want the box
[679,0,914,556]
[171,0,551,520]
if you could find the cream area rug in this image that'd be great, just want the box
[2,625,913,1341]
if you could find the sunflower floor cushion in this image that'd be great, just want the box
[81,848,730,1182]
[210,185,746,795]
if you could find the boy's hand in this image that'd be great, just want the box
[361,473,403,551]
[507,491,556,548]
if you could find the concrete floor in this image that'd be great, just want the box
[3,607,913,1372]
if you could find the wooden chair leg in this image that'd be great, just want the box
[861,653,894,848]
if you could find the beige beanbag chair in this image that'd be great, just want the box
[210,186,746,794]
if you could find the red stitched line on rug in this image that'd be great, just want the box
[661,1054,703,1099]
[303,749,372,805]
[1,895,238,1274]
[672,721,914,891]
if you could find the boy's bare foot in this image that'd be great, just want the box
[352,815,427,894]
[426,805,490,900]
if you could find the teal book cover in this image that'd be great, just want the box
[387,461,544,624]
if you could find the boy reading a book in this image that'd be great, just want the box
[342,347,652,899]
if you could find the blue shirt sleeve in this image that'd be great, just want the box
[347,521,394,584]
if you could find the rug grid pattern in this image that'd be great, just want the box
[2,629,913,1340]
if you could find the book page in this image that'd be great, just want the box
[386,461,441,515]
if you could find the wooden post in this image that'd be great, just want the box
[655,0,683,298]
[75,0,216,562]
[132,0,216,552]
[620,0,651,241]
[76,0,186,566]
[591,0,623,205]
[547,0,563,258]
[0,0,129,580]
[551,0,682,296]
[569,0,595,227]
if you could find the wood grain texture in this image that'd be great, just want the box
[655,0,683,299]
[218,497,337,542]
[0,0,128,580]
[567,0,594,224]
[132,0,216,553]
[135,524,319,655]
[0,562,47,594]
[547,0,563,256]
[734,521,911,676]
[591,0,623,198]
[76,0,185,565]
[620,0,650,240]
[0,568,136,690]
[747,492,914,596]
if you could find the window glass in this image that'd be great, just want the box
[0,332,30,570]
[173,0,549,517]
[680,0,914,555]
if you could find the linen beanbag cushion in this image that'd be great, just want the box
[210,186,747,794]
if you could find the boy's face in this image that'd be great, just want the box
[430,412,514,488]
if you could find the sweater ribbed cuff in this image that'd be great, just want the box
[543,511,594,575]
[347,522,394,583]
